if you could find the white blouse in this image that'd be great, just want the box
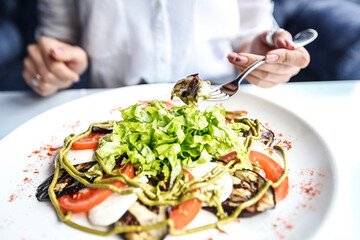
[37,0,276,88]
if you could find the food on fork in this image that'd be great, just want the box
[171,73,212,106]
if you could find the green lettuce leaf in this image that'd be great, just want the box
[94,102,251,186]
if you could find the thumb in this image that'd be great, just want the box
[50,46,88,74]
[50,46,86,63]
[273,30,295,50]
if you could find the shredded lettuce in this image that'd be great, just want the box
[94,102,251,186]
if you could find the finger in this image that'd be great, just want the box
[46,58,80,82]
[228,52,285,74]
[51,46,86,64]
[27,44,60,84]
[28,44,79,84]
[235,60,298,76]
[23,69,36,88]
[228,52,260,66]
[22,69,54,96]
[37,37,80,81]
[273,30,295,50]
[265,47,310,68]
[246,74,278,88]
[23,57,38,78]
[245,67,299,84]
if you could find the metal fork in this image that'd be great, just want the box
[206,29,318,102]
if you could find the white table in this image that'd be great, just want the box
[1,80,359,239]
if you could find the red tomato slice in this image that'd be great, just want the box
[249,150,289,202]
[57,163,135,213]
[169,170,202,230]
[72,133,106,150]
[219,151,237,162]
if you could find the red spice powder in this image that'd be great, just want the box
[62,120,81,131]
[273,217,294,239]
[27,144,60,160]
[9,142,60,203]
[273,138,293,151]
[8,194,17,202]
[23,178,32,183]
[109,105,123,114]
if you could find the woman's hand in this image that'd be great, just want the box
[228,30,310,88]
[23,36,88,96]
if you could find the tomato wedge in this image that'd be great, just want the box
[72,133,106,150]
[219,151,237,162]
[169,170,202,230]
[249,150,289,202]
[57,163,135,213]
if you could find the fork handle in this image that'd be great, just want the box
[220,57,265,93]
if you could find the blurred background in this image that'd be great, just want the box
[0,0,359,91]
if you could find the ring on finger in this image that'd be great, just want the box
[265,28,285,47]
[31,74,42,87]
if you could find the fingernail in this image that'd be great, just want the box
[266,54,279,63]
[73,77,80,82]
[235,56,248,64]
[285,39,295,49]
[228,52,238,61]
[52,47,63,55]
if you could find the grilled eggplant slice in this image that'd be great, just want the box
[116,201,169,240]
[91,125,113,134]
[36,161,96,201]
[36,152,127,201]
[204,169,275,217]
[236,119,275,146]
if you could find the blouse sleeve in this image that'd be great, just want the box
[36,0,80,44]
[232,0,278,51]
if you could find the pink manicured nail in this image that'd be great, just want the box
[266,54,279,63]
[235,55,248,64]
[285,39,295,49]
[52,47,63,55]
[228,52,238,61]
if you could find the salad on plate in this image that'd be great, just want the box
[36,100,289,240]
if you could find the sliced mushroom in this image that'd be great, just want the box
[116,201,169,240]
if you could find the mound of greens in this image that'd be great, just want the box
[94,102,251,185]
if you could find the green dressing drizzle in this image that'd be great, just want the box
[48,118,288,236]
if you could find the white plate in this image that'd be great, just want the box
[0,84,337,240]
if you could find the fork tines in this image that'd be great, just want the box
[206,88,230,102]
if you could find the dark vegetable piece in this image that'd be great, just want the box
[236,119,275,146]
[204,170,275,218]
[116,201,169,240]
[91,126,113,134]
[36,153,127,202]
[36,161,96,201]
[171,73,206,105]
